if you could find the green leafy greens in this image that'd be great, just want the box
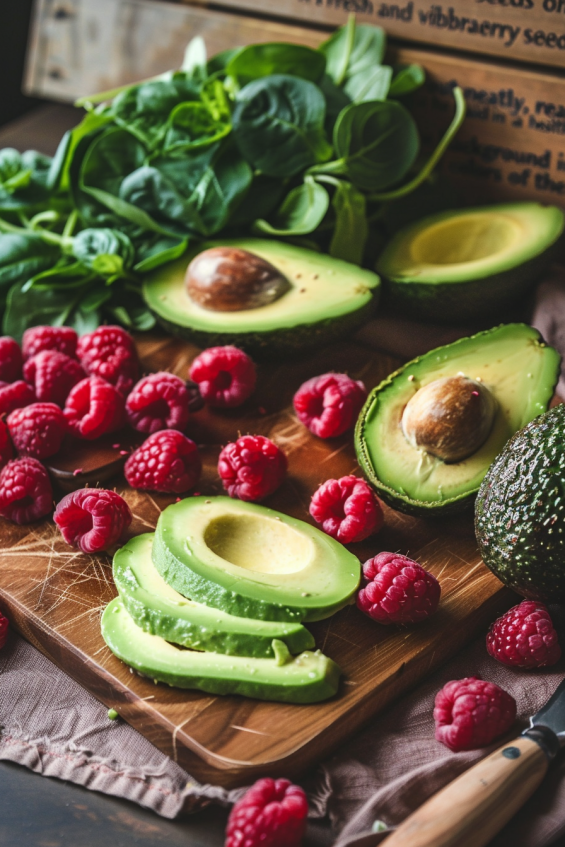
[0,15,465,338]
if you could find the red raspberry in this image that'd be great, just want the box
[293,373,367,439]
[357,552,440,625]
[0,419,13,469]
[189,346,256,409]
[434,676,516,752]
[0,380,36,416]
[486,600,561,668]
[310,475,383,543]
[218,435,286,501]
[124,430,201,493]
[22,326,78,361]
[54,488,132,553]
[77,325,139,395]
[226,777,308,847]
[0,457,53,524]
[7,403,67,459]
[126,372,189,433]
[0,611,8,650]
[23,350,85,406]
[0,336,22,382]
[64,376,125,440]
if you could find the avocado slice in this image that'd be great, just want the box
[142,238,380,354]
[101,598,341,704]
[153,496,361,622]
[475,403,565,601]
[113,533,315,658]
[377,203,564,323]
[355,324,560,516]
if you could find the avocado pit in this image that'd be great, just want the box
[401,375,497,463]
[186,246,290,312]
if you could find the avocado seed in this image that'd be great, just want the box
[401,375,497,463]
[185,247,290,312]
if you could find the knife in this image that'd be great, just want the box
[381,677,565,847]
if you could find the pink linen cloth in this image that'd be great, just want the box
[1,270,564,845]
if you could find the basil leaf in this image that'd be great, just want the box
[329,181,367,264]
[333,100,419,191]
[388,64,426,98]
[344,64,392,103]
[227,43,326,84]
[233,75,332,178]
[254,176,329,236]
[320,21,386,86]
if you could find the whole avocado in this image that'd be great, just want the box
[475,403,565,601]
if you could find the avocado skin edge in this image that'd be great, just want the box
[475,403,565,602]
[148,298,377,357]
[381,244,561,325]
[354,324,561,518]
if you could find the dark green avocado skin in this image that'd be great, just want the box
[475,403,565,601]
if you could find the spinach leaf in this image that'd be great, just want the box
[388,64,426,98]
[72,228,135,275]
[3,279,91,340]
[254,176,329,236]
[133,233,188,272]
[329,181,367,264]
[233,75,332,178]
[344,64,392,103]
[0,149,31,192]
[181,35,207,80]
[227,43,326,84]
[320,19,386,86]
[0,233,60,289]
[207,47,242,76]
[52,109,113,192]
[331,100,419,191]
[163,99,231,153]
[320,75,351,132]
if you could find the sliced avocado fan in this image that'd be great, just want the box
[377,203,564,323]
[355,323,561,516]
[153,496,361,622]
[113,533,315,658]
[102,598,340,704]
[142,238,380,354]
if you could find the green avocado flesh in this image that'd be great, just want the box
[113,533,315,658]
[142,238,379,353]
[153,496,361,622]
[355,324,560,516]
[102,598,340,704]
[377,203,564,322]
[475,403,565,601]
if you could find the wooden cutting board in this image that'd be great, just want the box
[0,332,511,787]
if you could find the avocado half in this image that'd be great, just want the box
[142,238,380,354]
[355,323,561,517]
[113,532,315,658]
[475,403,565,602]
[377,203,564,323]
[153,496,361,622]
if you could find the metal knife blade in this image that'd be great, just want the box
[528,676,565,740]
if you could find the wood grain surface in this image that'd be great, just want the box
[0,332,512,787]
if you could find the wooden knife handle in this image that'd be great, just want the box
[382,734,551,847]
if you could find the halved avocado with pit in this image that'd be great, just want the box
[142,238,380,354]
[153,496,361,622]
[355,323,561,516]
[113,532,315,658]
[102,598,340,704]
[377,203,564,323]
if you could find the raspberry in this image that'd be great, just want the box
[23,350,85,406]
[486,600,561,668]
[0,420,13,469]
[309,475,383,543]
[124,430,201,493]
[434,676,517,752]
[226,778,308,847]
[189,346,256,409]
[0,611,8,650]
[126,372,189,433]
[7,403,67,459]
[77,325,139,395]
[54,488,132,553]
[22,326,78,361]
[357,552,440,625]
[0,336,22,382]
[218,435,287,501]
[64,376,125,440]
[293,373,367,439]
[0,457,53,524]
[0,381,36,416]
